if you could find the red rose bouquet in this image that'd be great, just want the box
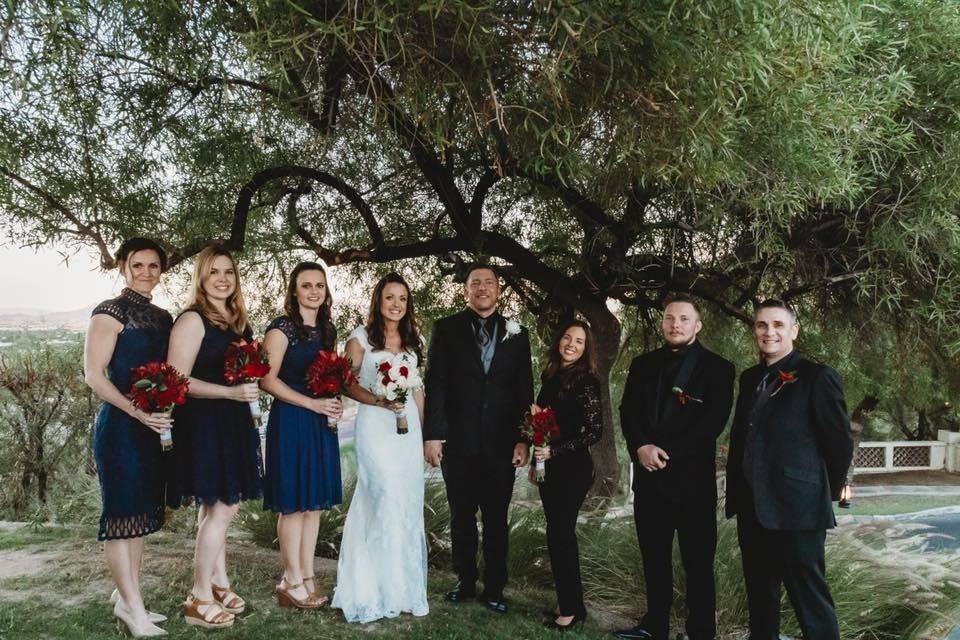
[374,352,419,434]
[521,406,561,482]
[129,361,189,451]
[305,350,358,433]
[224,338,270,421]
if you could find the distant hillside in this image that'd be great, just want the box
[0,306,93,330]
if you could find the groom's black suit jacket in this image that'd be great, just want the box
[725,350,853,531]
[423,309,534,459]
[620,341,735,503]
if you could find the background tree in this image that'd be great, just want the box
[3,0,960,494]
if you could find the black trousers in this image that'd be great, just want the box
[441,452,516,596]
[538,451,593,617]
[736,490,840,640]
[634,488,717,640]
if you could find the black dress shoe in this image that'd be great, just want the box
[444,582,476,603]
[483,594,508,614]
[612,626,654,640]
[545,612,586,632]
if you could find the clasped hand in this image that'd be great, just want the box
[134,409,173,434]
[312,397,343,420]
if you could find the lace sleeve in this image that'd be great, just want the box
[265,316,297,344]
[91,298,126,324]
[551,376,604,457]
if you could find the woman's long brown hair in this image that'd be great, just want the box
[365,273,424,361]
[284,261,335,350]
[542,320,598,387]
[186,245,249,334]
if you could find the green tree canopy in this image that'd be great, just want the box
[3,0,960,492]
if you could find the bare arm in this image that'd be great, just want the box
[258,328,341,418]
[167,311,258,402]
[413,387,425,428]
[83,314,170,434]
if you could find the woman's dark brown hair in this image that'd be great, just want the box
[365,272,423,361]
[542,320,598,386]
[284,261,335,350]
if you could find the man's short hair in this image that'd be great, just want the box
[756,298,797,324]
[663,294,701,318]
[463,262,501,283]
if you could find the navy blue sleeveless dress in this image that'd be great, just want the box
[262,316,343,513]
[91,288,173,541]
[166,311,263,507]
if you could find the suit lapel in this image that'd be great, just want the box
[457,310,485,374]
[486,314,508,375]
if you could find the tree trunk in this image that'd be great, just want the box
[585,306,623,498]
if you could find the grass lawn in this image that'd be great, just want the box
[835,495,960,517]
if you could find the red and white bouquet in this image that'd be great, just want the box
[224,338,270,421]
[521,405,561,482]
[375,352,419,434]
[305,350,358,433]
[129,361,190,451]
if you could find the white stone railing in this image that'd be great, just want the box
[852,431,960,474]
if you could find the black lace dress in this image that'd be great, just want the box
[91,288,173,541]
[166,311,263,507]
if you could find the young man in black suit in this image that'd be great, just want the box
[615,297,735,640]
[725,299,853,640]
[423,264,533,614]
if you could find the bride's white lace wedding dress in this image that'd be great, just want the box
[331,327,429,623]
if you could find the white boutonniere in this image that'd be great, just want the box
[502,318,522,343]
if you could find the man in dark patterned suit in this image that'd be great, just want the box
[423,264,533,614]
[726,299,853,640]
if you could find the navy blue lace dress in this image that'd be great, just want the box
[262,316,343,513]
[91,288,173,541]
[166,311,263,507]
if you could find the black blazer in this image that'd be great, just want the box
[620,342,735,501]
[725,351,853,531]
[423,310,534,458]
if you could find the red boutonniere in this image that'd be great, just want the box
[769,370,799,397]
[671,386,703,406]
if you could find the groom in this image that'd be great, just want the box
[423,263,533,614]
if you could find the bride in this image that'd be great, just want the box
[332,272,429,623]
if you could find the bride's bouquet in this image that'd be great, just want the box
[521,406,561,482]
[224,338,271,424]
[375,353,418,435]
[305,350,358,433]
[129,361,190,452]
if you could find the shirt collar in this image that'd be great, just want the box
[761,349,800,375]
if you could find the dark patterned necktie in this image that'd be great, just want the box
[477,317,492,348]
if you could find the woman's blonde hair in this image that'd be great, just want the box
[187,245,249,334]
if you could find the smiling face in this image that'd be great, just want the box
[661,301,702,347]
[558,325,587,367]
[121,249,163,297]
[754,306,799,364]
[201,254,237,303]
[465,267,501,316]
[294,269,326,315]
[379,282,409,325]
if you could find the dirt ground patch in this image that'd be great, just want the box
[854,470,960,486]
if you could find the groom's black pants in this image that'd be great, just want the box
[441,452,516,597]
[736,488,839,640]
[634,488,717,640]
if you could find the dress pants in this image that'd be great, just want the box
[539,451,593,617]
[441,452,516,596]
[634,487,717,640]
[736,489,840,640]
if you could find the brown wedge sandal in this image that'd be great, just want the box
[276,580,321,610]
[302,576,329,607]
[183,595,234,629]
[211,583,245,614]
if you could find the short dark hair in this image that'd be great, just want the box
[662,294,701,318]
[463,262,501,283]
[756,298,797,324]
[115,237,168,271]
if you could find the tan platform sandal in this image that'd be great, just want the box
[276,579,321,610]
[211,583,245,614]
[182,595,234,629]
[302,576,329,607]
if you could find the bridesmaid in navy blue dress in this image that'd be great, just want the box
[260,262,344,609]
[166,245,262,630]
[84,237,172,637]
